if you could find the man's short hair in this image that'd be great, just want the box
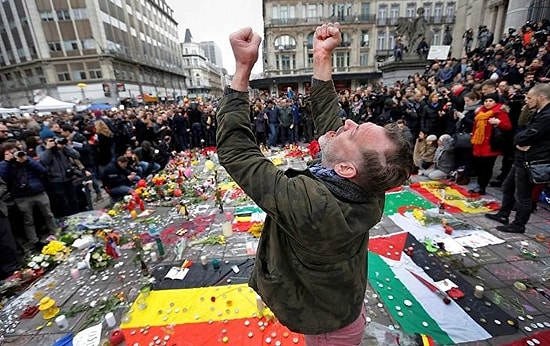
[117,156,129,163]
[354,124,413,192]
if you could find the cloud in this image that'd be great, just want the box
[165,0,264,75]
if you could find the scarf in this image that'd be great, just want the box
[308,163,368,203]
[471,108,494,145]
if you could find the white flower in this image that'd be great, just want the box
[28,261,38,269]
[32,255,44,263]
[41,262,50,268]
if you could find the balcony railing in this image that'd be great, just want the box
[375,49,393,57]
[265,14,455,28]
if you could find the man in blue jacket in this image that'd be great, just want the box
[0,143,58,250]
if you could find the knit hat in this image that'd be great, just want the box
[482,93,499,102]
[426,134,437,142]
[39,127,56,141]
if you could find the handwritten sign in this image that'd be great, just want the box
[73,323,102,346]
[428,45,451,60]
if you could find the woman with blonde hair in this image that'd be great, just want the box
[94,119,114,170]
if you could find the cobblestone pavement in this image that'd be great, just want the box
[1,157,549,346]
[361,169,550,345]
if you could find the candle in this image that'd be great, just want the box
[70,268,80,279]
[55,315,69,330]
[105,312,117,328]
[474,285,484,299]
[200,255,208,265]
[150,251,158,262]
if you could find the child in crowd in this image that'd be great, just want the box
[413,132,437,175]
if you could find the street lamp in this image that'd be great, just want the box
[77,82,87,102]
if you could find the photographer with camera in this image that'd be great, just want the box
[36,135,81,218]
[0,143,59,251]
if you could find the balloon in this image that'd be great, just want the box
[184,168,193,178]
[204,160,215,171]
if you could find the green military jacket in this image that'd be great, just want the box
[216,80,384,335]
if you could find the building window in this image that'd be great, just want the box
[390,5,399,25]
[274,35,297,50]
[81,39,95,50]
[434,3,443,22]
[56,9,71,21]
[89,69,102,79]
[72,8,89,20]
[57,72,71,81]
[389,35,395,50]
[377,5,387,25]
[377,31,386,50]
[48,42,63,52]
[406,3,416,17]
[361,2,371,16]
[446,2,455,22]
[276,54,295,71]
[360,52,369,66]
[361,30,370,47]
[329,4,351,21]
[64,41,79,51]
[307,4,317,18]
[341,32,351,47]
[39,11,55,21]
[423,3,432,18]
[73,70,87,80]
[335,52,349,67]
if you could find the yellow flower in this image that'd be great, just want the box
[412,208,426,225]
[108,209,118,217]
[42,240,68,256]
[248,223,264,238]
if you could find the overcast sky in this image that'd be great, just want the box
[165,0,264,75]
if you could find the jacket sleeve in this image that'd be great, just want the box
[27,158,47,175]
[310,80,342,135]
[514,110,550,146]
[63,146,81,159]
[216,91,327,238]
[495,108,513,131]
[0,161,11,181]
[38,148,54,165]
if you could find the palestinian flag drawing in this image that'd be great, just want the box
[368,231,518,344]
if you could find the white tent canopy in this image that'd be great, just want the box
[0,107,20,114]
[22,96,75,112]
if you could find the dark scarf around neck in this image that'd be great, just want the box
[308,163,369,203]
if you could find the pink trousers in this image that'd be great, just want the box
[304,304,367,346]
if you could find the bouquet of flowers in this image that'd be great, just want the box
[86,246,113,271]
[41,240,71,261]
[188,235,226,247]
[27,254,55,270]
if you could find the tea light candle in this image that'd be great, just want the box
[200,255,208,266]
[105,312,117,328]
[474,285,484,299]
[55,314,69,330]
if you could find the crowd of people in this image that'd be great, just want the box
[1,18,550,279]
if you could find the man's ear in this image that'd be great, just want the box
[334,161,357,179]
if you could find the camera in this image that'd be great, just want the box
[55,137,68,145]
[65,167,83,178]
[14,151,26,158]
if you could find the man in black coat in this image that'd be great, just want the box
[486,84,550,233]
